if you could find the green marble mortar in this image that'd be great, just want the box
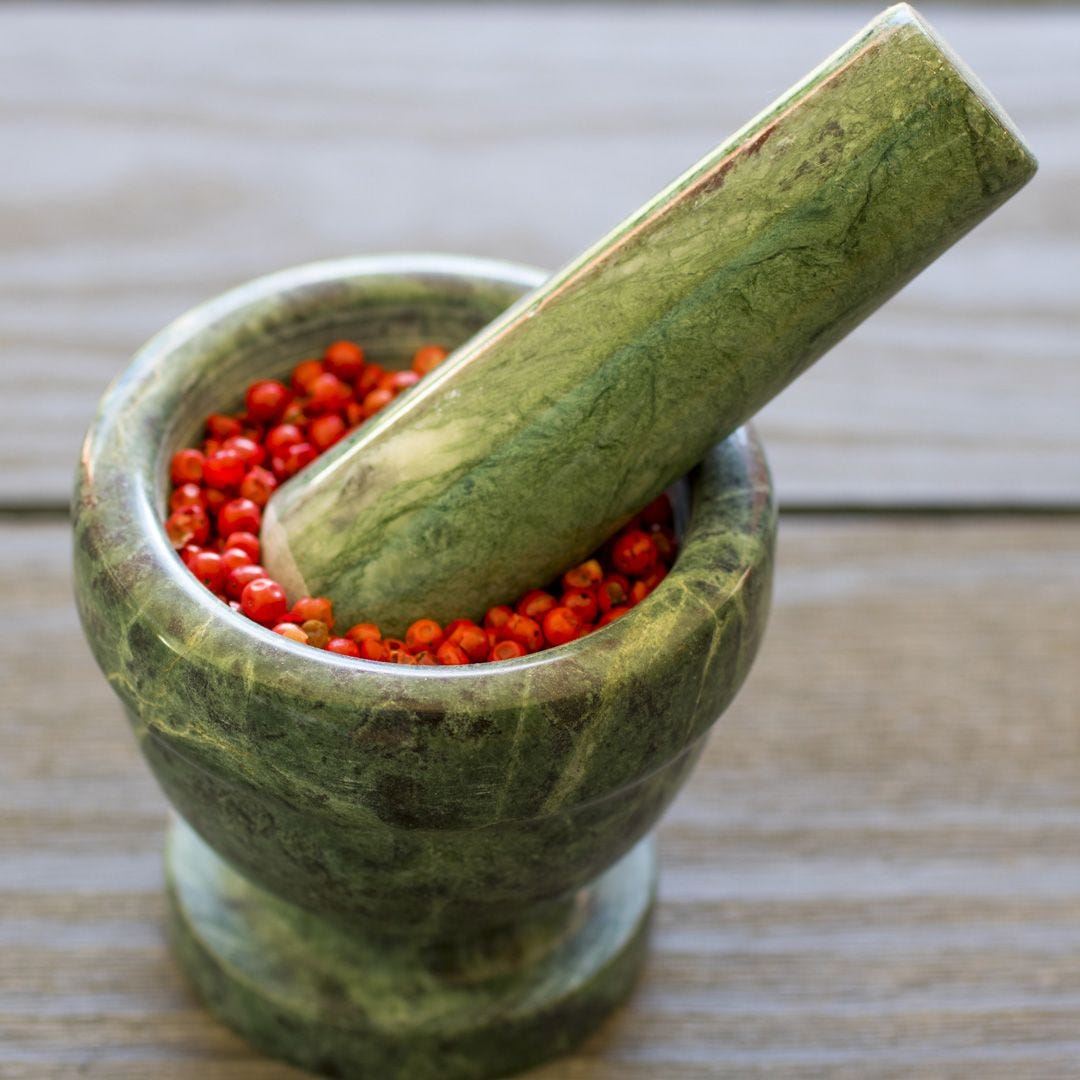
[73,256,775,1079]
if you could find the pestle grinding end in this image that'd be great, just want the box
[262,4,1036,635]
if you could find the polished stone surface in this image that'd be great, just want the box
[74,259,775,1077]
[262,3,1036,634]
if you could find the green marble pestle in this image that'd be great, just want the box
[263,3,1036,634]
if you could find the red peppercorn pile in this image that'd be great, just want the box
[165,339,677,665]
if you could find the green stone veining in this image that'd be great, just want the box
[262,3,1036,635]
[73,258,775,1078]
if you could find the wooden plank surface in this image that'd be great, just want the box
[5,516,1080,1078]
[4,2,1078,1075]
[1,4,1078,508]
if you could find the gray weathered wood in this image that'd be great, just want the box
[0,4,1076,508]
[4,3,1077,1073]
[5,517,1080,1077]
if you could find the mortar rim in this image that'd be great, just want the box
[75,253,773,715]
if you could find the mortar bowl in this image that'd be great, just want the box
[73,255,775,1079]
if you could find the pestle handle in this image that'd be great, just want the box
[263,4,1036,635]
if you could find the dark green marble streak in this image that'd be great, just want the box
[74,259,774,1077]
[263,3,1036,634]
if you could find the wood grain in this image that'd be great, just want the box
[1,4,1077,508]
[5,516,1080,1077]
[3,4,1077,1073]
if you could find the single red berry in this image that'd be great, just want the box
[362,387,394,418]
[598,606,630,626]
[239,465,278,507]
[412,345,448,376]
[273,622,308,644]
[345,401,366,427]
[345,622,382,645]
[206,413,243,440]
[561,587,598,625]
[189,551,226,592]
[265,423,304,457]
[203,448,246,490]
[484,605,514,633]
[308,372,351,414]
[165,506,210,548]
[562,559,603,591]
[218,497,261,537]
[180,543,203,567]
[291,359,324,394]
[323,340,365,381]
[223,435,265,468]
[504,614,543,653]
[394,369,422,390]
[612,529,658,576]
[449,623,489,662]
[223,530,260,562]
[542,606,581,647]
[326,636,361,657]
[491,639,526,662]
[170,448,205,485]
[226,563,267,601]
[281,402,308,427]
[169,482,206,512]
[300,619,331,649]
[245,380,292,423]
[355,363,385,396]
[240,577,288,626]
[436,641,470,665]
[277,441,317,478]
[641,493,673,527]
[598,574,631,613]
[358,637,387,662]
[405,618,444,652]
[516,589,557,621]
[221,546,253,574]
[379,369,420,394]
[309,413,347,451]
[630,580,650,605]
[291,596,334,629]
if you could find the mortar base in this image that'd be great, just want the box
[165,817,655,1079]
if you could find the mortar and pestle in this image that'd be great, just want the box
[74,7,1035,1079]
